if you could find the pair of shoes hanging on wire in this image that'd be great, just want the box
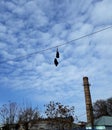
[54,48,60,66]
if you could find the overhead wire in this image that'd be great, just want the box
[0,25,112,64]
[1,25,111,113]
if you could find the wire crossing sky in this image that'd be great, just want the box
[0,25,112,64]
[0,0,112,122]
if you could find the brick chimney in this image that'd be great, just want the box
[83,77,94,128]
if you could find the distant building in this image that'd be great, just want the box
[0,124,19,130]
[86,116,112,130]
[0,116,74,130]
[94,116,112,130]
[72,121,86,130]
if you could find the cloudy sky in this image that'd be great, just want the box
[0,0,112,122]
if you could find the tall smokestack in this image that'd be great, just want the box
[83,77,94,128]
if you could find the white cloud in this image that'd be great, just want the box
[0,0,112,122]
[90,0,112,25]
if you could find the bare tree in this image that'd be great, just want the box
[0,101,18,124]
[44,101,74,130]
[45,101,74,118]
[0,101,40,124]
[18,105,40,123]
[17,103,41,130]
[93,97,112,119]
[107,97,112,116]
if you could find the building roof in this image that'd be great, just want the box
[94,116,112,126]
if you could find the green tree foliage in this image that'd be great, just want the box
[93,97,112,119]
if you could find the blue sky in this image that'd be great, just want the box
[0,0,112,122]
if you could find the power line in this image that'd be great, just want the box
[0,25,112,64]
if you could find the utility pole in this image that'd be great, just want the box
[83,77,94,129]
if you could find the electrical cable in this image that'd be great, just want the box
[0,25,112,64]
